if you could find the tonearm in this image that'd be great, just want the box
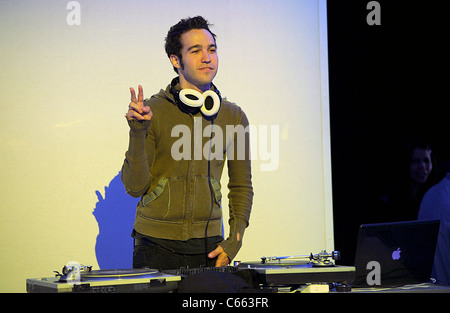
[260,250,340,267]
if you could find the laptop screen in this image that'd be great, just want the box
[353,220,440,287]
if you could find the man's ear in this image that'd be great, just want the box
[170,54,181,70]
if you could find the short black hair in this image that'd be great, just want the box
[165,16,217,73]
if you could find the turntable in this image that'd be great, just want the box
[236,250,355,287]
[26,261,181,293]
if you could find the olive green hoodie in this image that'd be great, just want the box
[121,81,253,261]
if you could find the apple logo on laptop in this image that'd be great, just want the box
[392,248,401,260]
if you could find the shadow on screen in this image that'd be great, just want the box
[93,171,137,269]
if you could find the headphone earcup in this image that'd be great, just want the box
[201,90,221,116]
[179,89,204,108]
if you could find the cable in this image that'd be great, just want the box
[204,120,215,266]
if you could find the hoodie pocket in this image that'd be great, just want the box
[138,177,186,223]
[192,176,222,223]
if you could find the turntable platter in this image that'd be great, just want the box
[82,269,158,279]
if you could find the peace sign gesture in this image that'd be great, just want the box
[126,85,152,121]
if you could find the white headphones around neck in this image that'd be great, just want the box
[170,77,222,117]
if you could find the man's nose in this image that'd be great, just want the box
[201,51,211,63]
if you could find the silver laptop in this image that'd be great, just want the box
[353,220,440,287]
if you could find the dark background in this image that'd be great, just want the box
[327,1,448,264]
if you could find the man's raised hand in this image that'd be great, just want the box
[126,85,152,121]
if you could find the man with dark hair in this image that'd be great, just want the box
[165,16,217,74]
[122,16,253,270]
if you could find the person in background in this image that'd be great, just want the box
[418,160,450,286]
[378,138,437,222]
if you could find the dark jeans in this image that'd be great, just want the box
[133,241,217,270]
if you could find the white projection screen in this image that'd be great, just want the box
[0,0,332,292]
